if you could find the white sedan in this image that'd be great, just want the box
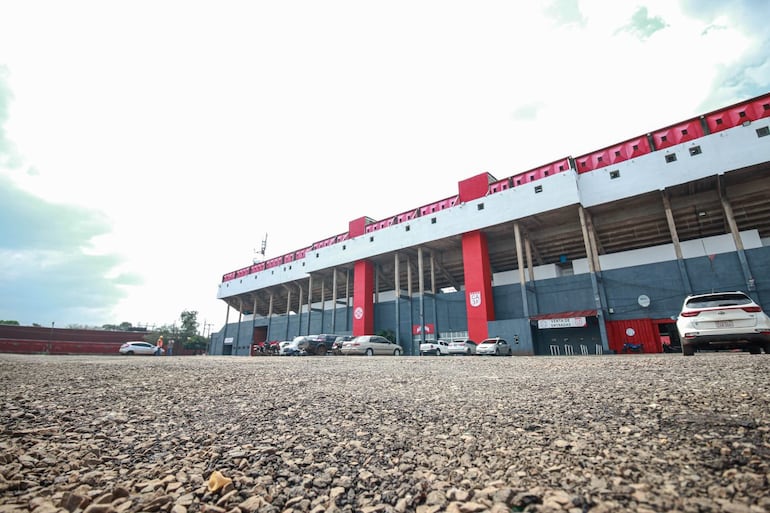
[119,341,163,356]
[447,339,477,355]
[341,335,403,356]
[676,291,770,356]
[476,337,513,356]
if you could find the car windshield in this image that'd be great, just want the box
[686,293,752,308]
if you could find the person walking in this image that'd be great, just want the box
[167,339,174,356]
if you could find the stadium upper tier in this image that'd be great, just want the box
[220,92,770,291]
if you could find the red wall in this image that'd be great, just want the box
[0,325,154,355]
[605,319,664,353]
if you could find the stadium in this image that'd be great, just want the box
[211,92,770,357]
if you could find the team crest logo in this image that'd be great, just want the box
[354,306,364,320]
[469,291,482,307]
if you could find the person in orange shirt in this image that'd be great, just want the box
[156,335,164,356]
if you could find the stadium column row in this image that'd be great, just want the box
[349,172,499,340]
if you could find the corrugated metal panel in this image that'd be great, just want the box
[606,319,660,353]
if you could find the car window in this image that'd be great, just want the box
[686,293,752,308]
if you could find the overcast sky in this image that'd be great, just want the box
[1,0,768,331]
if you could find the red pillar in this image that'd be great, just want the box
[462,230,495,342]
[352,260,374,336]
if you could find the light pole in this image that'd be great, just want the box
[48,322,55,354]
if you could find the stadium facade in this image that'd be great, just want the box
[211,92,770,356]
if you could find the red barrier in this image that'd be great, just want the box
[538,158,571,177]
[488,178,510,194]
[705,96,770,133]
[652,119,704,149]
[419,195,459,216]
[609,136,652,162]
[265,256,283,269]
[396,209,418,223]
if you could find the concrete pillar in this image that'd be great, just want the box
[462,230,494,342]
[514,223,529,318]
[353,260,374,336]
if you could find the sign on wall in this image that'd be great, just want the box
[537,317,587,329]
[412,324,435,335]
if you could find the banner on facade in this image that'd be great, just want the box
[412,324,435,335]
[224,337,234,345]
[537,317,587,329]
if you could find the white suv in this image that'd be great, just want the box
[676,291,770,356]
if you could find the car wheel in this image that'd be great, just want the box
[748,346,761,354]
[126,351,134,355]
[394,349,401,356]
[316,344,326,356]
[495,349,499,356]
[435,350,441,356]
[682,344,695,356]
[366,348,374,356]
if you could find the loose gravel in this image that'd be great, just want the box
[1,353,769,513]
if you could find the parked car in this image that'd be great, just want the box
[297,334,340,355]
[279,339,305,356]
[676,291,770,356]
[476,337,512,356]
[419,339,450,356]
[447,339,477,355]
[341,335,403,356]
[119,341,163,356]
[332,336,354,355]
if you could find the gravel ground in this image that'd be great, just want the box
[1,352,769,513]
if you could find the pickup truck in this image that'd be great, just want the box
[419,339,450,356]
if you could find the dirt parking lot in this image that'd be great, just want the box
[1,352,769,513]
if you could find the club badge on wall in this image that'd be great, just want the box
[469,291,482,307]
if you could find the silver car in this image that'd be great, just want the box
[341,335,403,356]
[447,339,477,355]
[476,337,512,356]
[676,291,770,356]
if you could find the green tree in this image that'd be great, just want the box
[140,311,207,354]
[376,329,396,343]
[186,334,209,353]
[0,320,20,325]
[180,310,199,338]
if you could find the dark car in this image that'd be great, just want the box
[332,336,354,355]
[297,334,340,355]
